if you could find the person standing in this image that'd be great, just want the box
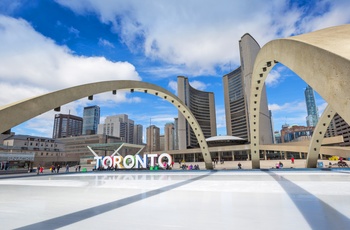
[66,164,69,172]
[291,157,295,164]
[238,162,242,169]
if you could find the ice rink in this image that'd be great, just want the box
[0,170,350,230]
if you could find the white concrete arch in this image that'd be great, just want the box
[250,24,350,169]
[0,80,213,169]
[306,104,336,168]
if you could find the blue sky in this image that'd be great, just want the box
[0,0,349,140]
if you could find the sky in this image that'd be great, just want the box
[0,0,350,140]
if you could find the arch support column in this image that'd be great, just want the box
[306,105,335,168]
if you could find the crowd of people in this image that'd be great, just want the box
[36,164,79,174]
[180,164,200,170]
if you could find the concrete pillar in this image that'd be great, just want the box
[264,150,267,160]
[218,152,221,162]
[193,153,196,162]
[247,151,250,161]
[299,152,302,159]
[320,153,323,160]
[232,151,235,161]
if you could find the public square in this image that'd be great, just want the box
[0,169,349,230]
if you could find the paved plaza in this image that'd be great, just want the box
[0,168,349,230]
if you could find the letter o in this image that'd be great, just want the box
[123,155,135,169]
[102,156,113,169]
[158,153,172,169]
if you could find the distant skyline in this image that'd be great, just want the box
[0,0,349,139]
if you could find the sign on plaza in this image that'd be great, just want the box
[94,153,172,169]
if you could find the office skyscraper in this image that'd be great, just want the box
[52,114,83,138]
[133,124,143,145]
[146,125,160,152]
[164,122,175,151]
[177,76,217,149]
[304,85,319,127]
[223,33,273,144]
[98,114,134,143]
[82,105,100,135]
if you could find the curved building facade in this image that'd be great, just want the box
[178,76,217,149]
[223,66,249,139]
[223,33,273,144]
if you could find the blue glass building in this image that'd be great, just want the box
[82,105,100,135]
[304,85,319,127]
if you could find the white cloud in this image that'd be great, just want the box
[0,15,141,106]
[266,70,281,87]
[189,80,208,91]
[269,101,306,113]
[55,0,350,76]
[168,81,177,94]
[98,38,115,48]
[297,0,350,33]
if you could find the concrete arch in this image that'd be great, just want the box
[250,24,350,169]
[306,104,336,168]
[0,80,213,169]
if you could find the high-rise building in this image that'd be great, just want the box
[159,135,165,151]
[82,105,100,135]
[223,33,273,144]
[52,114,83,138]
[164,122,175,151]
[133,124,143,145]
[97,114,134,143]
[177,76,217,149]
[146,125,160,152]
[304,85,319,127]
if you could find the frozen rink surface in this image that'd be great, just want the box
[0,170,350,230]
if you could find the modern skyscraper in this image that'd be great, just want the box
[82,105,100,135]
[97,114,134,143]
[177,76,217,149]
[164,122,175,151]
[159,135,165,151]
[133,124,143,145]
[304,85,319,127]
[146,125,160,152]
[223,33,273,144]
[52,114,83,138]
